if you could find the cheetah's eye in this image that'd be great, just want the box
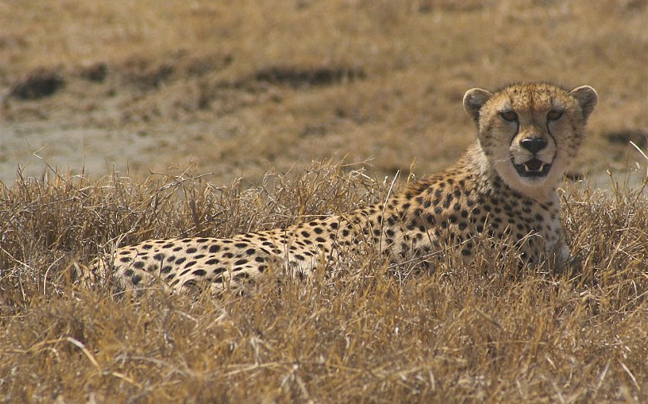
[547,110,563,121]
[499,110,518,122]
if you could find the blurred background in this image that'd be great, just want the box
[0,0,646,186]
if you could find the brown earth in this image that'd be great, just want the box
[1,0,646,188]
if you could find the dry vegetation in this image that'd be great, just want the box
[1,0,647,402]
[1,162,647,403]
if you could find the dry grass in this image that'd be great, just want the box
[1,161,647,403]
[1,0,647,402]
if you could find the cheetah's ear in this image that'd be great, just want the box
[463,88,493,125]
[569,85,598,121]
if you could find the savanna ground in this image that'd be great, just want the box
[0,0,647,402]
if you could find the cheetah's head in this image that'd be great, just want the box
[463,83,597,199]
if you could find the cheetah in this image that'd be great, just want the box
[94,82,598,294]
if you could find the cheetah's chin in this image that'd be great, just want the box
[513,158,552,178]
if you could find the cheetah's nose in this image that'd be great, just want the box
[520,138,548,154]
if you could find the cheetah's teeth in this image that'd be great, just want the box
[514,158,551,178]
[524,163,545,172]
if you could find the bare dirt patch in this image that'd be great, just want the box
[0,0,646,187]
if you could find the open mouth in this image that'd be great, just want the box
[513,158,551,178]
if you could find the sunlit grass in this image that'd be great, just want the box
[1,161,646,402]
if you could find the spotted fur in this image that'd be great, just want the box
[93,83,598,294]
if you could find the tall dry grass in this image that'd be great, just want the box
[0,161,646,403]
